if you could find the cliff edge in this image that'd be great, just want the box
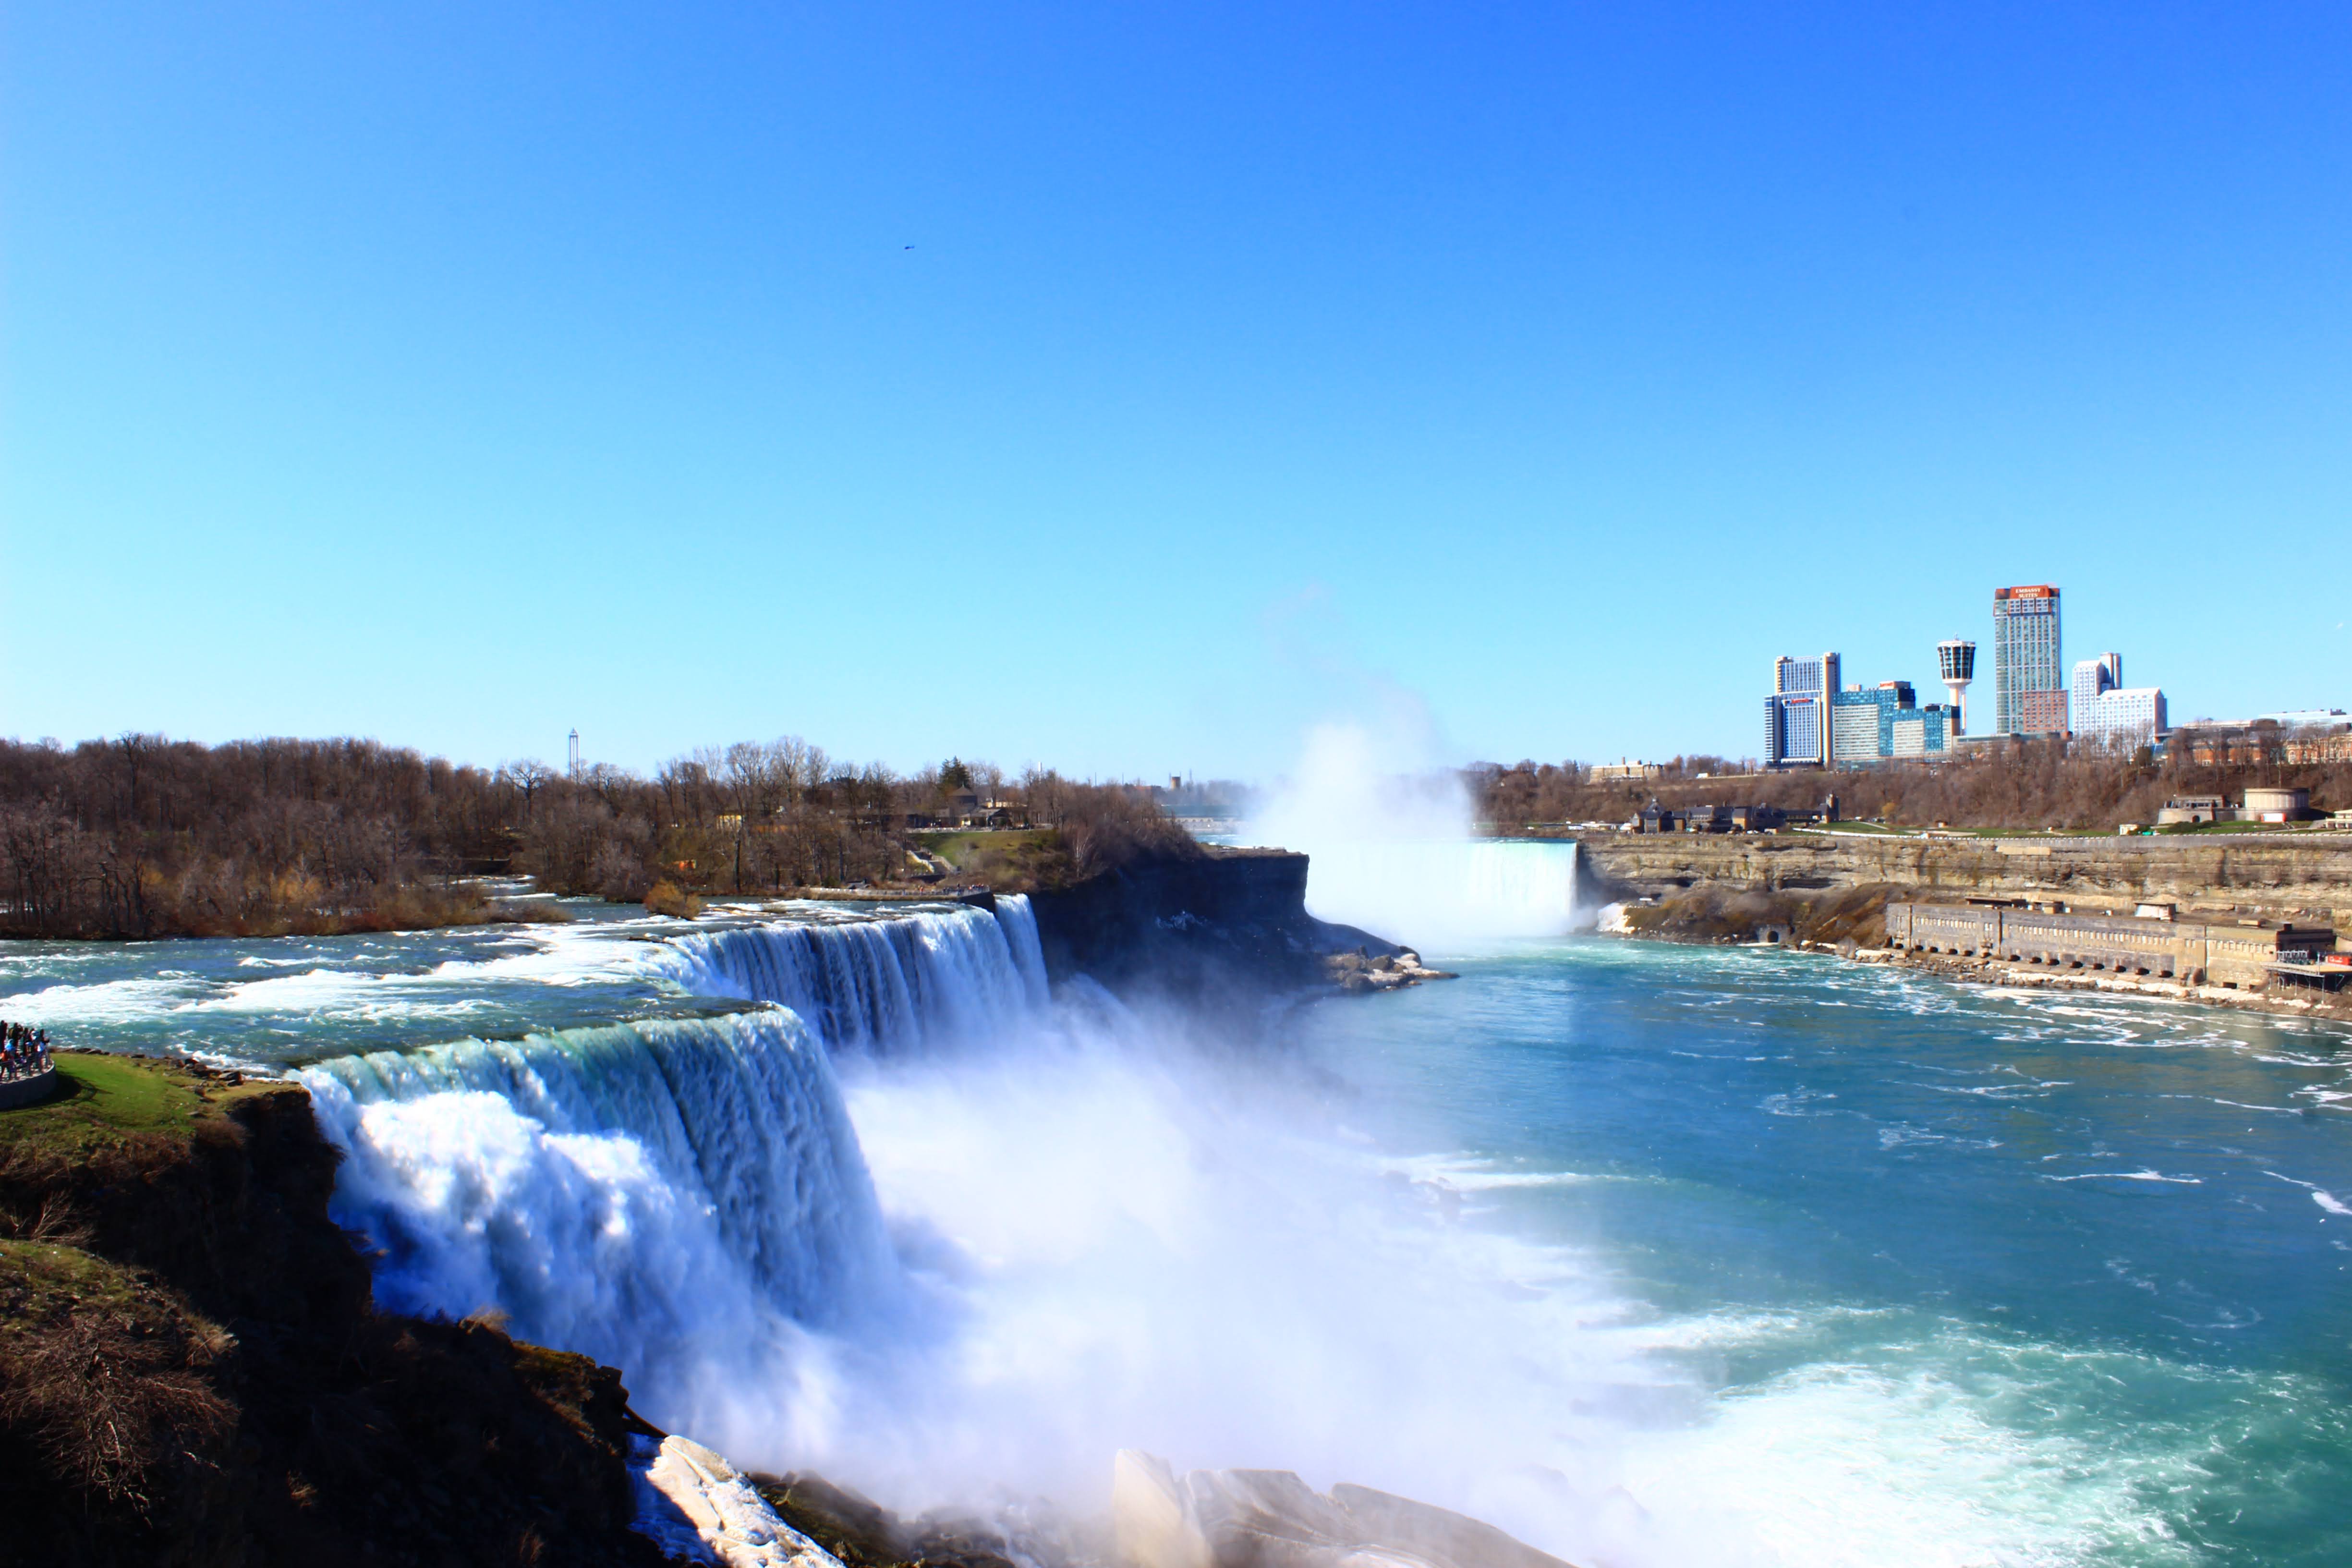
[0,1051,666,1568]
[1027,847,1423,1006]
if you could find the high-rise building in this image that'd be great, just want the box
[1993,585,2066,734]
[2072,653,2167,746]
[1764,652,1839,768]
[2070,653,2122,721]
[1890,705,1961,758]
[1830,680,1958,765]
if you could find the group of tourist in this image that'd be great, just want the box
[1,1021,53,1082]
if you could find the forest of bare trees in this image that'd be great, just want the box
[0,735,1193,940]
[1473,739,2352,834]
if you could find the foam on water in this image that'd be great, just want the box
[652,897,1047,1054]
[14,887,2352,1562]
[814,1012,2251,1568]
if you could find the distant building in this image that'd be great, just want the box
[1888,902,2336,991]
[2157,795,2225,825]
[2243,787,2313,823]
[1993,585,2066,735]
[1936,639,1977,734]
[1830,682,1903,765]
[1591,760,1666,782]
[1765,652,1838,768]
[2286,729,2352,765]
[2170,717,2352,766]
[1827,680,1958,765]
[1891,705,1960,758]
[2070,653,2167,746]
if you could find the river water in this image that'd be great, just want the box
[1,876,2346,1567]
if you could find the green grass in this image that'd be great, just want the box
[912,829,1053,869]
[0,1239,146,1313]
[0,1055,273,1156]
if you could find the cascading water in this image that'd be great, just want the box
[26,870,2337,1562]
[655,897,1048,1052]
[1252,838,1589,949]
[296,897,1051,1457]
[1235,722,1591,948]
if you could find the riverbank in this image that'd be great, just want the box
[1576,827,2352,1027]
[1598,890,2352,1027]
[1573,827,2352,927]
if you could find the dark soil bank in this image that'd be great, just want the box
[0,1053,666,1568]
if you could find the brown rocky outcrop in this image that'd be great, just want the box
[1028,847,1415,1009]
[0,1054,667,1568]
[1576,832,2352,926]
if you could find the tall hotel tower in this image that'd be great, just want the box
[1992,584,2066,735]
[1765,651,1840,767]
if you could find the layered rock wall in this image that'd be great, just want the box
[1577,832,2352,924]
[1028,848,1402,1005]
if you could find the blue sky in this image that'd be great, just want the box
[5,3,2349,778]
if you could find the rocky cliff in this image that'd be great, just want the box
[0,1053,666,1568]
[1028,847,1408,1008]
[1577,831,2352,925]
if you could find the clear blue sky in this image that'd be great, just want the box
[6,3,2349,779]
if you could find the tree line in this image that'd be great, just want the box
[0,735,1193,940]
[1472,740,2352,833]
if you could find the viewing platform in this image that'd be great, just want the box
[0,1061,61,1111]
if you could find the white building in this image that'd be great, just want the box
[2071,653,2167,745]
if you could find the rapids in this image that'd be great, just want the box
[6,859,2351,1565]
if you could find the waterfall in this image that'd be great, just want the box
[301,1009,896,1449]
[1284,839,1589,949]
[654,896,1048,1055]
[295,898,1051,1452]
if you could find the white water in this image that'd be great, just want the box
[302,1008,898,1459]
[1278,838,1588,948]
[1240,722,1588,947]
[269,887,2221,1567]
[297,899,1047,1460]
[655,897,1048,1052]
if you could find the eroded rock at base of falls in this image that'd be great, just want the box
[1113,1450,1581,1568]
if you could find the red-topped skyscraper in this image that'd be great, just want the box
[1992,585,2066,735]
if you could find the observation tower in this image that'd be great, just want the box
[1937,639,1976,734]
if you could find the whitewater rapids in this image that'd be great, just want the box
[97,856,2275,1568]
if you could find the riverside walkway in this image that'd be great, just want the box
[0,1021,59,1109]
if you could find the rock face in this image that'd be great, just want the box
[1113,1451,1579,1568]
[1029,848,1413,1006]
[0,1053,665,1567]
[1578,831,2352,926]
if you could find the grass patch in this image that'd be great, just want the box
[912,829,1080,889]
[0,1238,147,1313]
[0,1055,272,1158]
[913,829,1052,867]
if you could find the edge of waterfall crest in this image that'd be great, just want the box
[654,895,1049,1055]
